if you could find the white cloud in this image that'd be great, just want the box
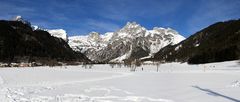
[86,19,121,33]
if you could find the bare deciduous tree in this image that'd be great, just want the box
[156,61,161,72]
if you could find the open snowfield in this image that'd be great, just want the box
[0,61,240,102]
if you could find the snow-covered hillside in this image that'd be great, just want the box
[68,32,111,53]
[12,15,30,25]
[13,16,68,42]
[31,26,68,41]
[47,29,68,41]
[69,22,185,62]
[0,61,239,102]
[14,16,68,42]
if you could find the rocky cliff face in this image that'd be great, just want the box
[69,22,185,62]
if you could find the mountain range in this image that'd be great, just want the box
[0,16,239,65]
[68,22,185,63]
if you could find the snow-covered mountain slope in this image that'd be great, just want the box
[47,29,68,41]
[69,22,185,62]
[31,26,68,41]
[13,16,68,41]
[68,32,111,53]
[31,25,68,41]
[12,16,30,25]
[12,16,67,42]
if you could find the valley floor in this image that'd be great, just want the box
[0,61,240,102]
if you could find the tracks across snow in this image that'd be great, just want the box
[0,69,173,102]
[0,75,4,85]
[0,68,144,102]
[0,75,5,101]
[0,68,133,87]
[51,72,133,86]
[3,86,173,102]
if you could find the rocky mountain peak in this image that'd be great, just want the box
[122,22,145,30]
[88,32,101,41]
[68,22,185,62]
[125,22,140,28]
[13,15,23,21]
[12,16,30,25]
[117,22,147,38]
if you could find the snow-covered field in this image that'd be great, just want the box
[0,61,240,102]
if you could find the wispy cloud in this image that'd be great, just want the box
[0,1,35,19]
[86,19,121,33]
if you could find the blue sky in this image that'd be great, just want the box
[0,0,240,37]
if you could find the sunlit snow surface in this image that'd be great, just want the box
[0,61,240,102]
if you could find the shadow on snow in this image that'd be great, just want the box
[192,86,240,102]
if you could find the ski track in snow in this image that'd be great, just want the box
[0,75,4,85]
[0,70,173,102]
[3,86,172,102]
[27,71,133,87]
